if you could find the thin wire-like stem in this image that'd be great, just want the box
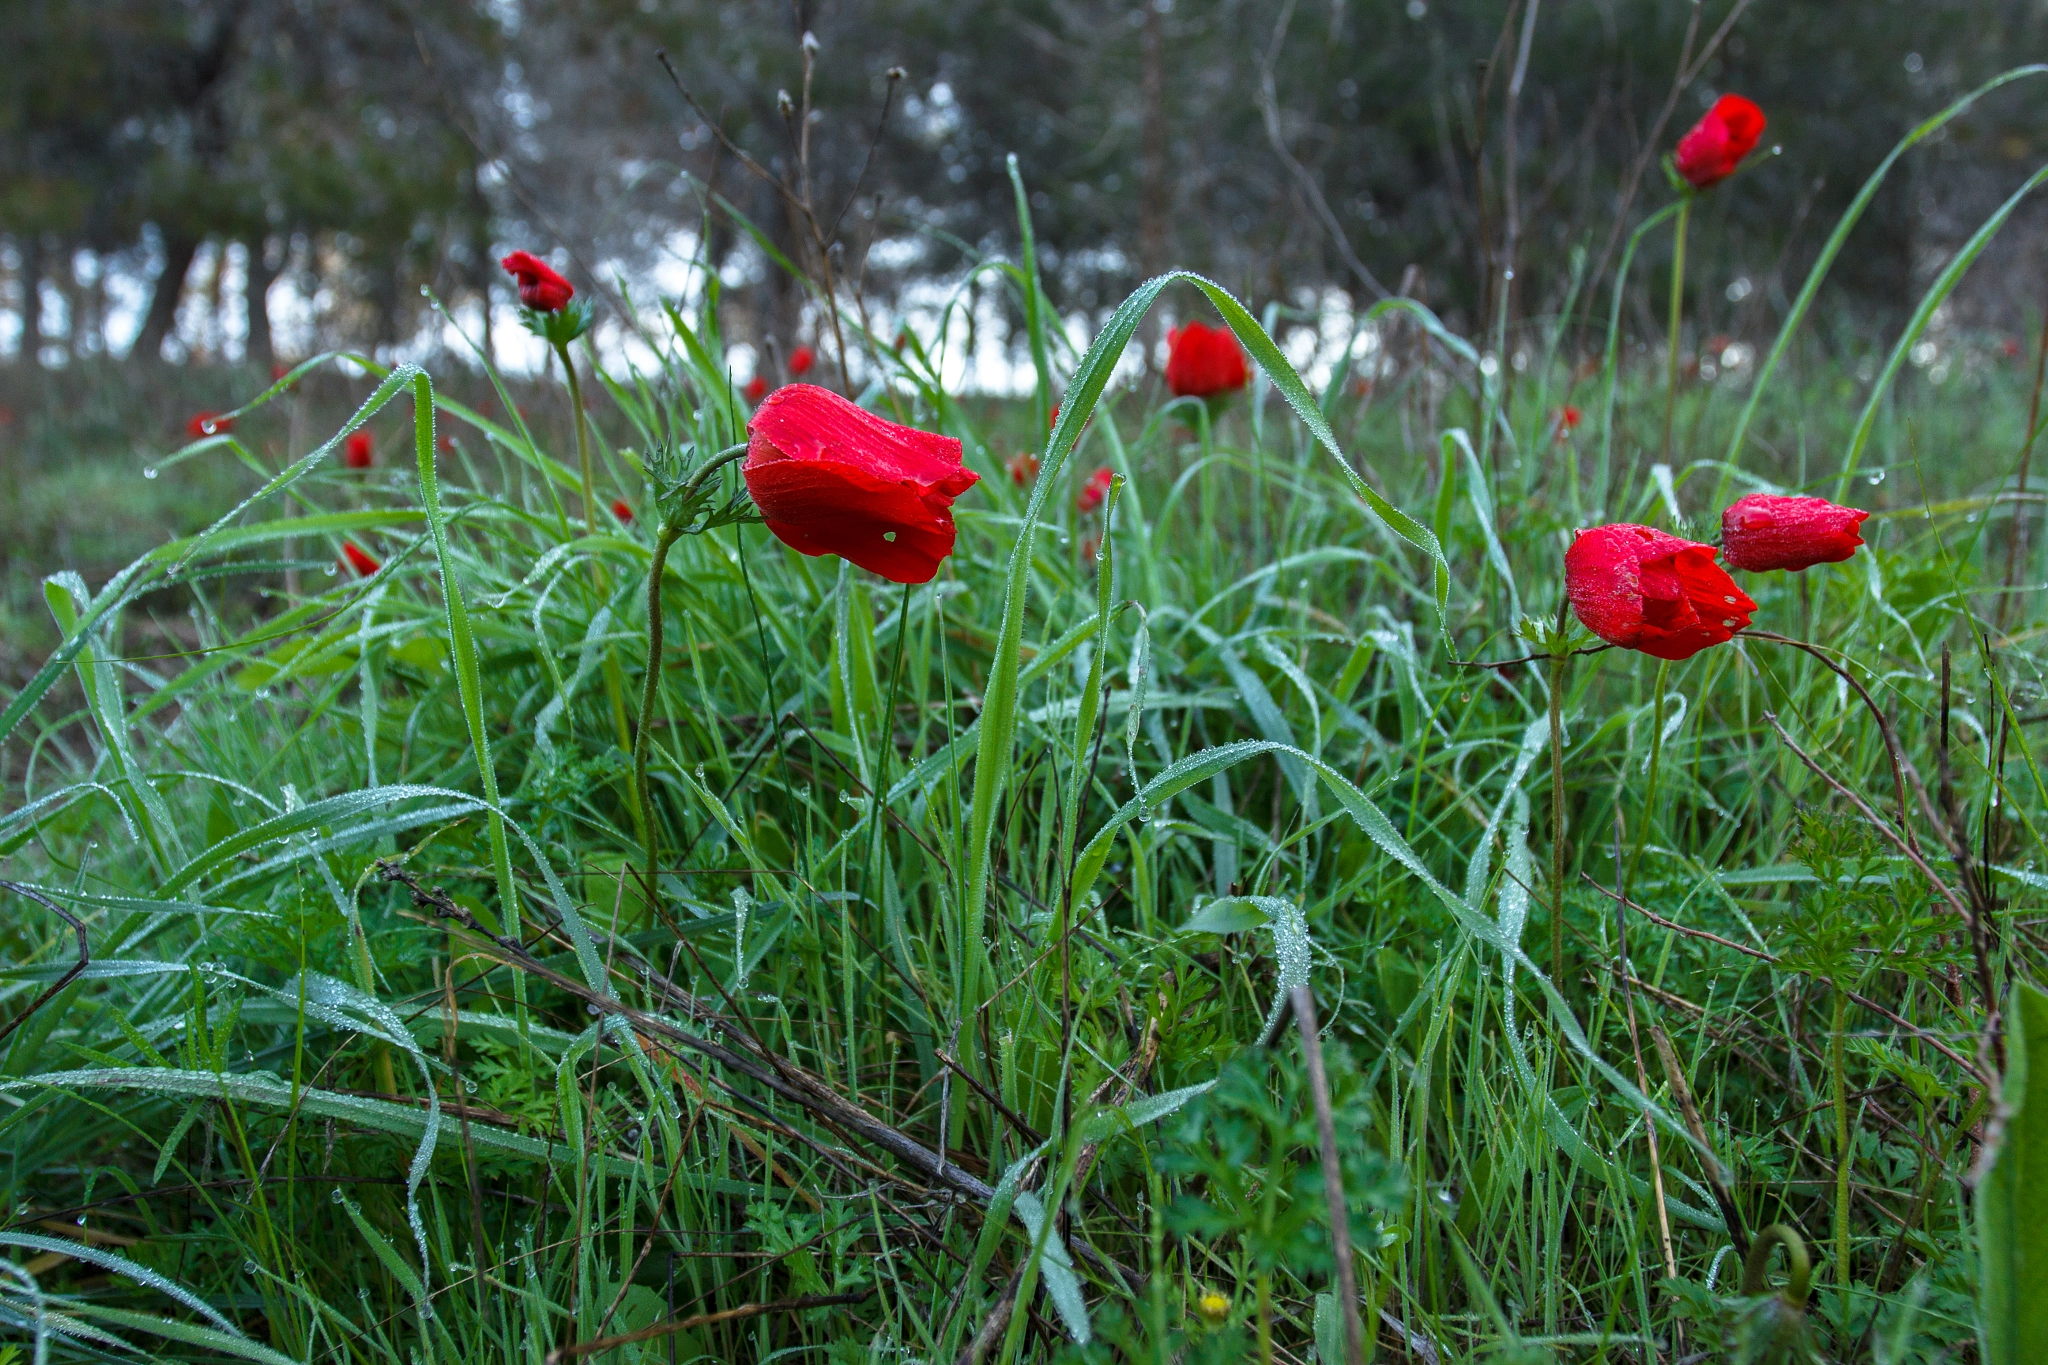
[1663,194,1692,465]
[1548,643,1572,987]
[557,340,599,529]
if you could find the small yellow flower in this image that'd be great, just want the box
[1196,1292,1231,1325]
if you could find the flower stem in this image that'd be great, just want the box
[635,520,685,919]
[556,339,599,529]
[1832,984,1852,1293]
[1549,648,1571,986]
[1663,195,1692,465]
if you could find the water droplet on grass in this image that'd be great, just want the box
[1867,470,1886,485]
[144,467,158,479]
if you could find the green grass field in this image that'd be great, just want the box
[3,184,2047,1365]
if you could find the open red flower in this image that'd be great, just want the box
[744,383,979,584]
[187,411,231,438]
[1566,523,1755,661]
[1165,320,1249,398]
[744,375,770,403]
[1076,466,1114,513]
[1673,95,1766,190]
[341,542,381,578]
[611,498,633,524]
[345,431,374,469]
[500,250,574,312]
[1719,493,1868,572]
[1007,452,1040,486]
[788,345,815,377]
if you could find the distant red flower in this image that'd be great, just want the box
[611,498,633,524]
[788,346,816,377]
[1165,320,1249,398]
[1048,403,1094,435]
[744,383,979,584]
[271,363,291,382]
[1565,523,1755,661]
[744,375,770,403]
[344,431,374,469]
[1554,405,1583,441]
[500,250,574,312]
[1007,452,1040,486]
[1673,95,1766,190]
[341,542,381,578]
[438,434,457,453]
[1077,466,1115,513]
[2003,338,2025,359]
[1719,494,1869,572]
[1080,534,1101,560]
[187,411,232,439]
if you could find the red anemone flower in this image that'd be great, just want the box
[744,375,770,403]
[744,383,979,584]
[1077,467,1115,513]
[1719,493,1868,572]
[1673,95,1766,190]
[341,542,381,578]
[1165,320,1249,398]
[611,498,633,524]
[1007,452,1040,486]
[187,411,231,438]
[344,431,374,469]
[1565,523,1755,661]
[500,250,574,312]
[788,345,816,377]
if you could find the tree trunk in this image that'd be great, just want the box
[243,237,277,369]
[134,234,200,362]
[20,234,45,364]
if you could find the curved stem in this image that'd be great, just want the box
[1663,195,1693,465]
[1743,1223,1812,1306]
[636,521,685,914]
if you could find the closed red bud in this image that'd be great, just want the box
[1076,467,1114,513]
[744,375,770,403]
[1566,523,1755,661]
[611,498,633,524]
[744,383,978,584]
[788,345,815,376]
[500,250,574,312]
[341,542,381,577]
[345,431,374,468]
[1719,494,1868,572]
[1673,95,1766,190]
[1007,452,1040,486]
[1165,320,1249,398]
[187,411,231,438]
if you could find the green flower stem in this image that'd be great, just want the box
[1663,195,1693,465]
[635,519,685,915]
[1624,659,1672,897]
[632,446,749,921]
[556,339,599,529]
[1549,648,1572,986]
[1744,1223,1813,1306]
[1832,985,1852,1291]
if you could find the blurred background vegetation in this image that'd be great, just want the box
[4,0,2047,373]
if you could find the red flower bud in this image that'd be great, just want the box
[744,383,979,584]
[500,250,575,312]
[1718,493,1868,572]
[788,345,815,377]
[187,411,231,438]
[1673,95,1766,190]
[1076,467,1115,513]
[1007,452,1040,486]
[611,498,633,524]
[744,375,770,403]
[1554,405,1582,440]
[1566,523,1755,661]
[345,431,374,468]
[1165,320,1249,398]
[341,542,381,578]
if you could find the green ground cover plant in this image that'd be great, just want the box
[3,101,2048,1365]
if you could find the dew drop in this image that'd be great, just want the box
[243,1259,258,1276]
[144,467,159,480]
[1867,470,1886,486]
